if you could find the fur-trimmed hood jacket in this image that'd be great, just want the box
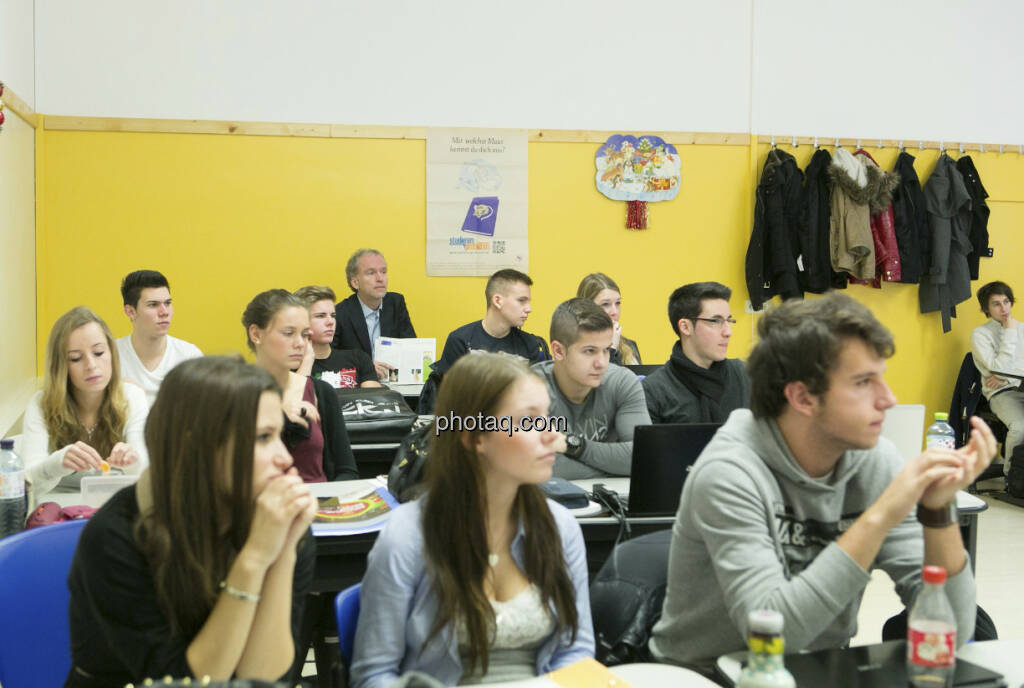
[827,148,900,282]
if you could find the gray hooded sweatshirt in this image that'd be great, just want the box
[649,409,976,671]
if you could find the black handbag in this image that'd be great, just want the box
[388,421,433,502]
[335,387,417,444]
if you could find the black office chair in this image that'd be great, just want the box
[588,529,672,666]
[950,353,1008,493]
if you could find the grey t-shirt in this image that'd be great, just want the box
[531,361,651,478]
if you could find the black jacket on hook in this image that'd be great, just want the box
[955,155,991,280]
[799,148,846,293]
[746,148,803,311]
[891,152,929,284]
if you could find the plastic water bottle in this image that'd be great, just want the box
[0,438,26,539]
[907,565,956,687]
[737,609,795,688]
[926,412,956,450]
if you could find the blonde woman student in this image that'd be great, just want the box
[23,306,148,496]
[576,273,642,365]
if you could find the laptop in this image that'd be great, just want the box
[626,423,721,516]
[783,640,1005,687]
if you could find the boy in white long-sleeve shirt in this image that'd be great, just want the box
[971,281,1024,468]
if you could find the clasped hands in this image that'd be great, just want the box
[882,416,997,522]
[242,468,317,569]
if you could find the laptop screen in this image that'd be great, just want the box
[627,423,721,516]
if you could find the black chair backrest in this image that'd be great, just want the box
[625,364,660,379]
[589,529,672,666]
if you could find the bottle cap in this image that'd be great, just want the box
[934,412,949,421]
[922,565,947,584]
[747,609,784,634]
[0,439,12,450]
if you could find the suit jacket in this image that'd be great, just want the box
[333,292,416,358]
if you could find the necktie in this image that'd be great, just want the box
[370,309,381,359]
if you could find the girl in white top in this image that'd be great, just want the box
[23,306,148,496]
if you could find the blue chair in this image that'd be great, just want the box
[0,518,88,688]
[334,583,362,667]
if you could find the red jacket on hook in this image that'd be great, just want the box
[851,149,901,286]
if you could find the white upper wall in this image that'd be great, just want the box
[0,0,35,107]
[34,0,753,132]
[752,0,1024,143]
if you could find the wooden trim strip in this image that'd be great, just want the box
[756,135,1023,154]
[1,86,38,129]
[41,114,750,145]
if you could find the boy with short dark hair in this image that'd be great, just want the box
[117,270,202,405]
[642,281,749,424]
[532,298,650,478]
[651,293,994,674]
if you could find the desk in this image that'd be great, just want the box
[718,639,1019,687]
[43,481,989,594]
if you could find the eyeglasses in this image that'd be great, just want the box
[691,316,737,330]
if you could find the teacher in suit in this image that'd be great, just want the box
[333,248,417,381]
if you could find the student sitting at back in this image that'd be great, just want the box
[23,306,148,496]
[116,270,202,406]
[243,289,358,483]
[576,272,642,366]
[351,352,594,688]
[420,269,549,413]
[532,298,650,479]
[293,285,381,389]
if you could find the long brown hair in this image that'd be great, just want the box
[41,306,128,458]
[576,272,640,365]
[422,353,578,674]
[135,355,280,638]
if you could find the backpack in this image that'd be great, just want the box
[387,420,433,503]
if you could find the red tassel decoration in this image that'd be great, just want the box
[626,200,648,229]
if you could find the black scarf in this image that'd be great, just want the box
[667,341,730,423]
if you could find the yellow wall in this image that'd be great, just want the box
[37,130,1024,426]
[0,108,37,435]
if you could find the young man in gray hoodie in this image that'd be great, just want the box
[649,293,996,674]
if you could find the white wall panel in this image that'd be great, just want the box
[0,0,35,107]
[35,0,752,132]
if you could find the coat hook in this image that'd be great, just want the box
[999,144,1004,154]
[878,138,883,149]
[959,142,964,154]
[939,141,944,152]
[835,137,841,148]
[792,135,798,148]
[813,136,819,149]
[856,138,862,149]
[898,139,904,151]
[1019,144,1022,155]
[980,143,985,154]
[919,140,924,150]
[770,135,776,148]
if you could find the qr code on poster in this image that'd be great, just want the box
[493,241,506,254]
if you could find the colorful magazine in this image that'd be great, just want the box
[312,485,398,536]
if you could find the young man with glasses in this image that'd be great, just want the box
[642,281,750,424]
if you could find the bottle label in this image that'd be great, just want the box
[0,470,25,499]
[926,436,955,450]
[908,626,955,667]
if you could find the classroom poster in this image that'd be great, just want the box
[426,128,529,276]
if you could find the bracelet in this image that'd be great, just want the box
[916,501,958,529]
[219,580,261,603]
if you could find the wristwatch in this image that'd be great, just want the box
[564,433,586,460]
[917,501,958,528]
